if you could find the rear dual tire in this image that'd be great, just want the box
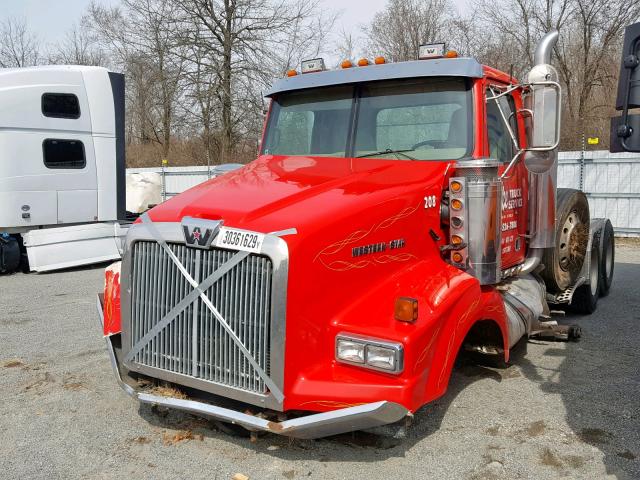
[571,230,601,314]
[541,189,590,294]
[598,219,615,296]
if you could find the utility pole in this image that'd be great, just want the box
[579,131,585,191]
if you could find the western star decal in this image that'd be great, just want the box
[314,202,421,272]
[352,239,406,258]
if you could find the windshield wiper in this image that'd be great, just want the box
[356,148,416,160]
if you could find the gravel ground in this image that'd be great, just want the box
[1,239,638,480]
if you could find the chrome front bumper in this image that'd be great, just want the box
[97,295,409,439]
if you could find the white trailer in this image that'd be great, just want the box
[0,65,128,273]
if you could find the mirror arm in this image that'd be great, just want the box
[513,108,533,120]
[486,84,522,101]
[489,87,519,152]
[500,149,525,179]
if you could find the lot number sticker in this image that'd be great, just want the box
[215,227,265,254]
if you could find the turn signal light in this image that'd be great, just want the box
[451,235,464,245]
[450,180,463,193]
[341,59,353,69]
[286,69,298,77]
[394,297,418,323]
[357,58,370,66]
[451,198,463,210]
[374,56,386,65]
[452,252,464,263]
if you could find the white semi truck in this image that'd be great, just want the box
[0,65,129,273]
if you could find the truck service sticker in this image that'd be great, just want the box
[214,227,265,254]
[501,187,523,255]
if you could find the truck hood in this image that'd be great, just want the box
[143,154,461,412]
[147,154,452,235]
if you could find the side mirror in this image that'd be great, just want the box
[612,22,640,152]
[523,63,562,173]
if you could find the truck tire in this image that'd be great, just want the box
[0,235,21,274]
[540,188,590,293]
[598,219,615,296]
[571,230,601,314]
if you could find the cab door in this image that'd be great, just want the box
[484,83,528,269]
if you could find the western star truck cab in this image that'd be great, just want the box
[97,32,615,439]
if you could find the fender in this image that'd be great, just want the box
[103,261,122,336]
[421,281,509,406]
[321,256,509,413]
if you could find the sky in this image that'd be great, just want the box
[1,0,117,45]
[1,0,468,51]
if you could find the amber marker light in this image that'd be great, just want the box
[395,297,418,323]
[450,180,463,193]
[452,252,464,263]
[374,56,386,65]
[286,69,298,77]
[341,59,353,69]
[451,198,463,210]
[445,50,459,58]
[357,58,370,66]
[451,235,464,246]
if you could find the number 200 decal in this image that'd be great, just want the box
[424,195,437,209]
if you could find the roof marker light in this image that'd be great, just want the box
[445,50,459,58]
[357,58,370,67]
[374,56,386,65]
[418,43,446,60]
[341,59,353,69]
[286,69,298,77]
[301,58,326,74]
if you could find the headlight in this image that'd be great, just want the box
[366,344,398,371]
[336,334,403,374]
[336,339,365,364]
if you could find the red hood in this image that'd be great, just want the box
[147,155,452,234]
[143,154,464,412]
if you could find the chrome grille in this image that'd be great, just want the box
[129,241,273,394]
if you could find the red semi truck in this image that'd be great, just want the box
[97,31,616,439]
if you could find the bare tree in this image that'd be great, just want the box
[553,0,640,147]
[333,27,359,65]
[471,0,639,148]
[86,0,186,162]
[180,28,223,168]
[173,0,335,163]
[0,17,40,67]
[49,21,107,66]
[364,0,451,61]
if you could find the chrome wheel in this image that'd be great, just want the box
[558,211,583,271]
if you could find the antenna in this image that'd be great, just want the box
[509,64,514,85]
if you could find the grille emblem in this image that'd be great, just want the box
[181,217,223,249]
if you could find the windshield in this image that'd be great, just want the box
[262,77,472,160]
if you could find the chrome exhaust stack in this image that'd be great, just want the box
[521,31,562,271]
